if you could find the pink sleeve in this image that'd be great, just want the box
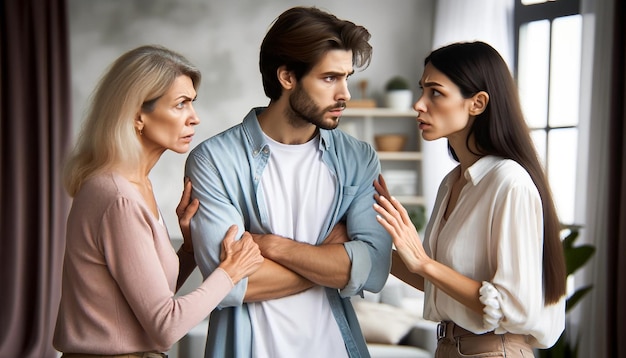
[100,197,233,349]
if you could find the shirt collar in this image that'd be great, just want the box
[242,107,331,155]
[465,155,501,185]
[242,107,270,157]
[318,128,331,151]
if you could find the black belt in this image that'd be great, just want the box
[437,321,485,340]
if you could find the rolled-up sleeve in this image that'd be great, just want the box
[336,147,392,297]
[487,183,565,347]
[185,149,247,308]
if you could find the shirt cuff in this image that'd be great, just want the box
[214,267,235,289]
[479,281,502,332]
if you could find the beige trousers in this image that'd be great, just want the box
[435,321,535,358]
[61,353,166,358]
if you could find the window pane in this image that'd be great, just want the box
[549,15,582,127]
[530,129,547,169]
[518,20,550,129]
[548,128,578,223]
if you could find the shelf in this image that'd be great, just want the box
[393,196,425,205]
[377,151,422,161]
[339,107,424,207]
[343,107,418,117]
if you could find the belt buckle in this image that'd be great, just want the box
[437,321,447,340]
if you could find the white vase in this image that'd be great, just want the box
[385,89,413,109]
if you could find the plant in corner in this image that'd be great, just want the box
[385,76,410,91]
[384,76,413,109]
[407,205,426,233]
[539,224,595,358]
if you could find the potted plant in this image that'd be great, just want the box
[384,76,413,109]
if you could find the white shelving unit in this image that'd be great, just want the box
[340,107,424,206]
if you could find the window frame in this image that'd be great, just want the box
[514,0,582,225]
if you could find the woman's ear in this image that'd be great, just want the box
[135,114,144,134]
[470,91,489,116]
[277,65,296,90]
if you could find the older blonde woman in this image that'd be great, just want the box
[54,45,263,358]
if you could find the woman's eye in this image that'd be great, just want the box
[432,89,442,97]
[176,101,186,109]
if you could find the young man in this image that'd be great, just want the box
[185,6,392,358]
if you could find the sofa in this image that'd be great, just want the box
[170,273,437,358]
[352,274,437,357]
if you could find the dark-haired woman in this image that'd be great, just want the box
[373,41,566,358]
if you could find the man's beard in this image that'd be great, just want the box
[285,83,346,130]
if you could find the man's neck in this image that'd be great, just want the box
[257,102,318,144]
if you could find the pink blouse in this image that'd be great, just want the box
[54,172,233,354]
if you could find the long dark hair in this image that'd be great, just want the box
[427,41,566,304]
[259,6,372,101]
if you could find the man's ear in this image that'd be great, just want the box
[469,91,489,116]
[277,65,296,90]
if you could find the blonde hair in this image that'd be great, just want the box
[64,45,201,196]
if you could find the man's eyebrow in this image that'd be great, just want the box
[322,70,355,77]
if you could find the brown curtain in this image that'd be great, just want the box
[606,0,626,356]
[0,0,71,357]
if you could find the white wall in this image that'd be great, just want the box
[68,0,435,238]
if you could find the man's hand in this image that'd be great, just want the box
[322,222,349,245]
[250,233,289,259]
[246,233,315,301]
[251,221,349,258]
[249,223,351,289]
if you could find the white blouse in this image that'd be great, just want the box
[422,156,565,348]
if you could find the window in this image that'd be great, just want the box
[514,0,582,225]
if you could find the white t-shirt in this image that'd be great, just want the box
[248,134,347,358]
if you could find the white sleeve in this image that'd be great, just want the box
[486,183,565,347]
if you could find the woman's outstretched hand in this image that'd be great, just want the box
[219,225,264,284]
[373,174,431,274]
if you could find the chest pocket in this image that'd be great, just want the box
[336,185,358,218]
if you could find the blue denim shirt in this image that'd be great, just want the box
[185,108,392,358]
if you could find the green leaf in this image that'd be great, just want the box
[407,206,426,232]
[385,76,410,90]
[561,229,579,250]
[564,246,595,275]
[539,332,567,357]
[566,285,593,312]
[543,225,595,357]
